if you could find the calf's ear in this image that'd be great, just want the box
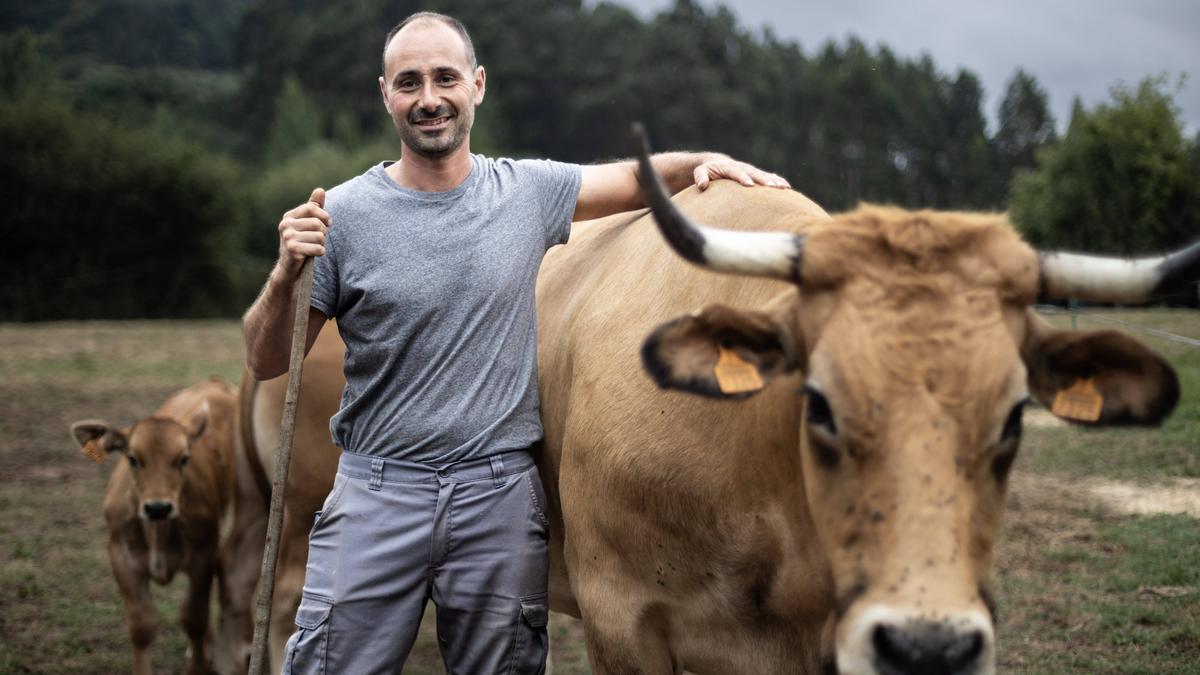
[184,402,209,445]
[641,289,802,399]
[70,420,129,462]
[1021,312,1179,426]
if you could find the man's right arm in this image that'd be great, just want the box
[242,187,331,380]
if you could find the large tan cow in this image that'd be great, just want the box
[529,134,1196,674]
[238,322,345,673]
[245,171,1197,674]
[71,377,266,675]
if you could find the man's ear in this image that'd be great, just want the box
[184,403,209,446]
[1021,311,1180,426]
[474,65,486,104]
[70,420,129,461]
[641,289,803,399]
[379,74,391,112]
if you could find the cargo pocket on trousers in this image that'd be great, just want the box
[282,593,333,675]
[509,594,549,674]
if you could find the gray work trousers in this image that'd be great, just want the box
[282,449,550,675]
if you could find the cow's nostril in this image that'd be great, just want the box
[873,624,917,670]
[872,622,984,675]
[143,502,173,520]
[945,629,983,668]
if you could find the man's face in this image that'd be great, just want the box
[379,21,485,159]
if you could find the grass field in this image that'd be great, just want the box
[0,311,1196,674]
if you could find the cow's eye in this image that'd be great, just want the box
[178,455,189,469]
[804,387,837,435]
[803,387,841,469]
[993,400,1027,481]
[127,455,141,469]
[1001,400,1026,443]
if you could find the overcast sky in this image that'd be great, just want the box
[613,0,1200,134]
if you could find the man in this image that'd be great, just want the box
[243,11,789,674]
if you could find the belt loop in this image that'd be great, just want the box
[369,457,384,491]
[489,454,505,488]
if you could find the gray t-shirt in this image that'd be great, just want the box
[311,155,582,463]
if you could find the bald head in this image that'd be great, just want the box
[382,12,477,77]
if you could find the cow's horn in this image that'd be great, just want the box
[1038,239,1200,304]
[632,123,804,282]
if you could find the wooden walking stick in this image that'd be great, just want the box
[248,256,315,675]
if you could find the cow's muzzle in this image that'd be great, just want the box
[872,621,984,675]
[838,605,994,675]
[141,500,177,521]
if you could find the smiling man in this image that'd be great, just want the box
[242,10,789,674]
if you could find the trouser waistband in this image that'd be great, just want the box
[337,449,534,489]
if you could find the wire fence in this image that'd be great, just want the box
[1035,305,1200,349]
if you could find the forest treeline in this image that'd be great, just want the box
[2,0,1198,319]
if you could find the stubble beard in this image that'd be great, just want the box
[396,107,473,159]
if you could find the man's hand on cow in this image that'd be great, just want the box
[277,187,331,276]
[693,156,791,192]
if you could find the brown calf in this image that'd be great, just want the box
[72,377,266,675]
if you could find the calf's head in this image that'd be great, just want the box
[633,125,1193,675]
[72,404,208,521]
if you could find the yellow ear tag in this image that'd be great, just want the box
[1051,378,1104,422]
[81,440,106,464]
[714,347,764,395]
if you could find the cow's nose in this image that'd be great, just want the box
[871,621,984,675]
[142,501,175,521]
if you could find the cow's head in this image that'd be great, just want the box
[72,404,208,521]
[633,125,1196,675]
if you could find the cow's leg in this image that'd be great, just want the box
[578,599,676,675]
[214,493,267,674]
[181,556,216,675]
[269,509,311,674]
[110,538,158,675]
[571,557,677,675]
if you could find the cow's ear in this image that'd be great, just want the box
[184,402,209,445]
[1021,312,1179,426]
[641,290,802,399]
[70,420,129,461]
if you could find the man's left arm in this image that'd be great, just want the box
[573,152,790,222]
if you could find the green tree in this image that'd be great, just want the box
[1010,77,1199,255]
[0,30,58,98]
[995,69,1057,174]
[943,71,994,207]
[0,98,253,320]
[810,38,905,208]
[53,0,250,68]
[236,0,403,154]
[0,0,72,34]
[251,134,396,259]
[264,74,323,164]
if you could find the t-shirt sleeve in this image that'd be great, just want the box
[310,227,338,319]
[518,159,582,249]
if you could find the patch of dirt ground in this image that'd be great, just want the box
[1023,408,1067,429]
[1016,408,1200,518]
[1014,473,1200,518]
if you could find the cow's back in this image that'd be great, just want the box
[244,321,345,511]
[536,183,835,670]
